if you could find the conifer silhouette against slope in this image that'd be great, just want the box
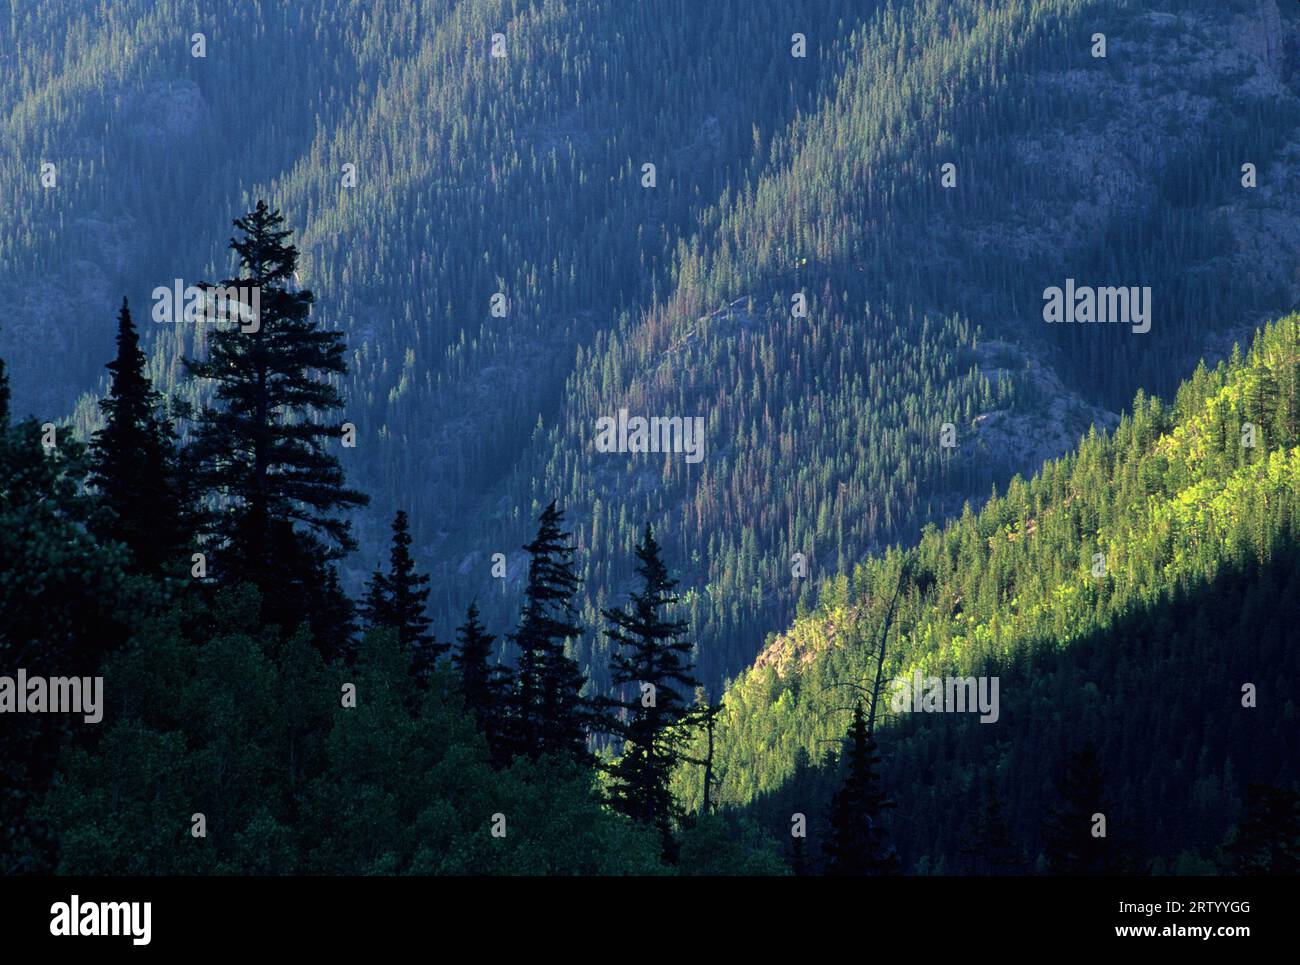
[507,501,593,761]
[88,298,188,574]
[359,510,445,678]
[1042,742,1123,874]
[823,558,906,875]
[603,524,700,855]
[824,700,900,875]
[359,564,389,628]
[184,201,366,650]
[452,601,509,761]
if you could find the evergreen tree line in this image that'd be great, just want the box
[0,201,782,873]
[9,0,1291,716]
[5,205,1296,877]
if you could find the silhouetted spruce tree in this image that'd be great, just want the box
[360,511,445,678]
[603,524,700,855]
[1042,742,1122,874]
[88,298,188,574]
[507,501,591,761]
[358,565,390,627]
[824,701,899,875]
[184,201,366,654]
[452,601,508,760]
[317,563,359,659]
[1222,784,1300,875]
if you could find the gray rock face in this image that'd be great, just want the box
[916,0,1300,414]
[969,338,1119,474]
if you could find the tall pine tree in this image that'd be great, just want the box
[603,524,700,855]
[360,510,445,678]
[506,501,592,761]
[452,601,508,760]
[185,201,366,652]
[88,298,188,574]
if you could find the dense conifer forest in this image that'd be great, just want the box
[681,317,1300,874]
[0,0,1297,885]
[6,0,1299,694]
[3,236,1296,872]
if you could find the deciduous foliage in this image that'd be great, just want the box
[0,352,139,872]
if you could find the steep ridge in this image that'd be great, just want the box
[459,0,1300,690]
[682,315,1300,871]
[1,0,877,659]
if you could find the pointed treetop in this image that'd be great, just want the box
[229,200,300,286]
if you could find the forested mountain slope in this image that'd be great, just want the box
[683,315,1300,872]
[2,0,876,680]
[4,0,1299,693]
[486,0,1300,688]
